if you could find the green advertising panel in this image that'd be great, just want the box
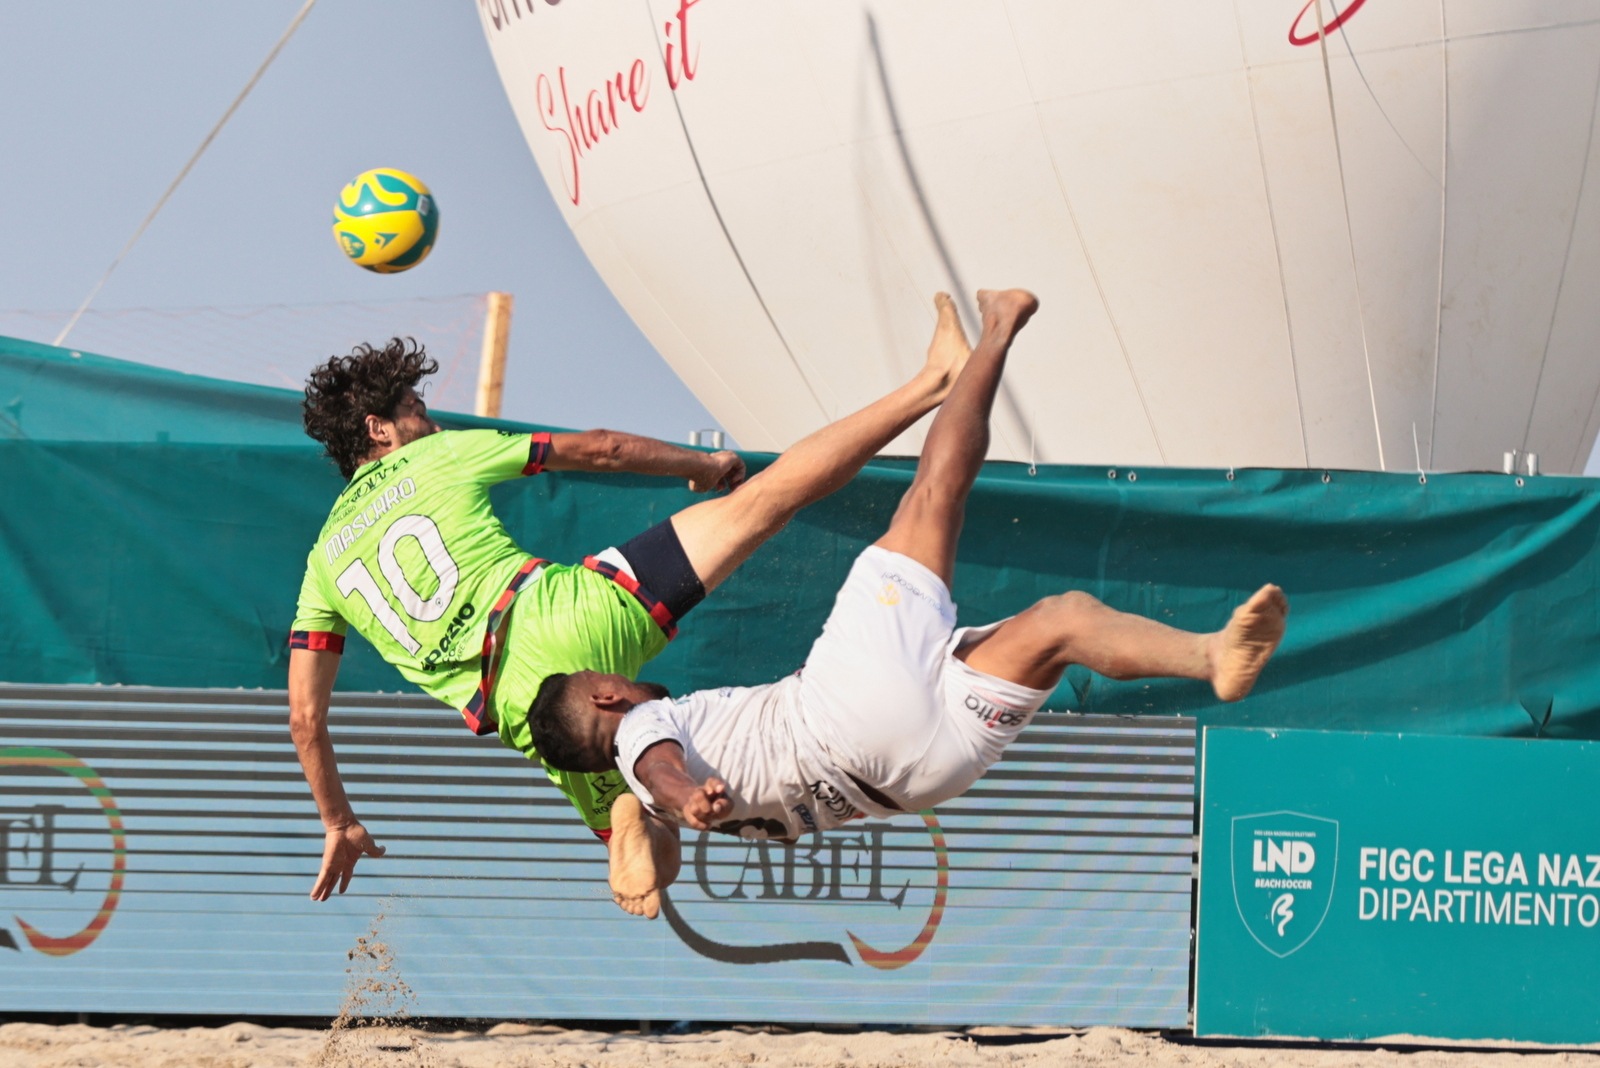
[1196,728,1600,1043]
[7,333,1600,745]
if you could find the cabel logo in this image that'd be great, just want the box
[0,747,127,957]
[1229,811,1338,957]
[661,814,948,970]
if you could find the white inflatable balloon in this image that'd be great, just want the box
[480,0,1600,473]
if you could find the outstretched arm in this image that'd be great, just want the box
[288,648,386,900]
[545,429,744,493]
[631,740,731,831]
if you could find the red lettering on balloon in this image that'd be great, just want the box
[536,70,582,205]
[1288,0,1370,46]
[664,0,702,91]
[629,58,651,113]
[534,0,702,205]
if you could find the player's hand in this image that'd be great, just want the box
[689,451,745,493]
[679,778,732,831]
[310,822,386,902]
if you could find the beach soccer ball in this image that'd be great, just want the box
[332,168,439,273]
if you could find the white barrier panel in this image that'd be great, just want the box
[0,684,1192,1026]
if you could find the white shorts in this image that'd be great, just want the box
[796,546,1051,811]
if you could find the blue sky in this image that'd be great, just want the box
[0,2,721,442]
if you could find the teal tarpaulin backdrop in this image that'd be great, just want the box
[3,333,1597,739]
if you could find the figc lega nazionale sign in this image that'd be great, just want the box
[1196,728,1600,1044]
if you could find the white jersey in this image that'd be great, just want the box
[614,547,1053,842]
[613,676,899,840]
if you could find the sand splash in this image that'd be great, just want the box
[313,902,435,1068]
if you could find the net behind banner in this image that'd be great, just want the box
[0,295,490,415]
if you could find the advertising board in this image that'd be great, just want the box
[2,684,1192,1026]
[1197,727,1600,1043]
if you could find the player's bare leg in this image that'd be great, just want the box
[956,584,1288,700]
[607,794,681,919]
[672,292,973,592]
[925,291,971,387]
[875,288,1039,586]
[610,298,968,914]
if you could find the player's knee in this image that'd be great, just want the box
[1032,590,1104,623]
[733,486,796,547]
[728,472,800,531]
[692,479,787,552]
[1029,591,1117,668]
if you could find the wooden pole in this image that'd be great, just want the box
[474,291,513,418]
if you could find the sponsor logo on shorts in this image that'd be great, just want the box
[964,690,1028,730]
[881,571,939,609]
[587,773,624,816]
[790,801,818,834]
[0,748,126,958]
[808,780,861,823]
[712,817,790,840]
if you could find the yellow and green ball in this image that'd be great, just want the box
[332,168,439,273]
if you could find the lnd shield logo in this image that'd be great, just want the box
[1230,811,1338,957]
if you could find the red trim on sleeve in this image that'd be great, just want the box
[289,630,345,654]
[523,432,552,476]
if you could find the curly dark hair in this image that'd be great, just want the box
[302,338,439,478]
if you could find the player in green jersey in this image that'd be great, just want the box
[290,295,973,916]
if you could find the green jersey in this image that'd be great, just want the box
[290,428,668,836]
[292,429,544,712]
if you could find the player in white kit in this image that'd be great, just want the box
[529,289,1289,914]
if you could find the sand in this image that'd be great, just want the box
[4,1021,1600,1067]
[10,911,1596,1066]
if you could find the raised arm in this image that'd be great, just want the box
[288,647,386,900]
[545,429,744,493]
[631,740,731,831]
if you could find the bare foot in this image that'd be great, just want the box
[607,794,660,919]
[1208,584,1288,702]
[918,291,972,402]
[976,288,1039,339]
